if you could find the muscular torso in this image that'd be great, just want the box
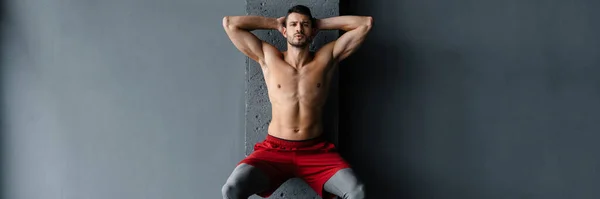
[261,51,336,141]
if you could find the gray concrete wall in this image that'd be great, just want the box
[245,1,339,198]
[339,0,600,198]
[1,0,246,198]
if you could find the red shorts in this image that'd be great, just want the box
[238,134,351,199]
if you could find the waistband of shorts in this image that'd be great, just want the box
[265,134,325,147]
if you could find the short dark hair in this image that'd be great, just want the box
[283,5,316,27]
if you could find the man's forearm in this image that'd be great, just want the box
[317,16,373,32]
[223,15,279,30]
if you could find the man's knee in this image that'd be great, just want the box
[346,183,365,199]
[222,163,269,199]
[221,183,235,199]
[221,182,237,199]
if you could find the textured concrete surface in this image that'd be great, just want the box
[245,0,339,198]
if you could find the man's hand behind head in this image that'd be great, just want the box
[312,18,321,37]
[277,17,285,35]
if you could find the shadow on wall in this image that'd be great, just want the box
[338,1,411,196]
[338,32,420,198]
[338,0,472,198]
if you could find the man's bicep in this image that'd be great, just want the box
[315,42,336,63]
[224,26,266,63]
[332,26,370,62]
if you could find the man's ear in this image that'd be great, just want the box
[282,27,287,37]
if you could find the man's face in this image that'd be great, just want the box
[283,13,314,48]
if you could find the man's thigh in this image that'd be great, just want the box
[295,149,352,198]
[223,163,271,197]
[234,149,296,198]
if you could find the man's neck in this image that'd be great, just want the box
[284,45,312,68]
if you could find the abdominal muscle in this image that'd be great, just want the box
[267,100,325,141]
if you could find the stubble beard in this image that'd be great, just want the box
[287,36,312,49]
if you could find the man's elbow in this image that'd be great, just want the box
[355,16,373,33]
[363,16,373,31]
[222,16,237,30]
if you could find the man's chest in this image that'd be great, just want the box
[262,63,333,98]
[265,63,329,86]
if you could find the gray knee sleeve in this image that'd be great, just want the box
[324,168,366,199]
[221,164,270,199]
[345,183,365,199]
[221,183,238,199]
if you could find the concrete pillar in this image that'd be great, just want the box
[245,0,339,198]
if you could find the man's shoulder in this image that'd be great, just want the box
[314,43,337,62]
[261,42,281,53]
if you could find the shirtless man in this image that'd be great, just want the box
[221,5,372,199]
